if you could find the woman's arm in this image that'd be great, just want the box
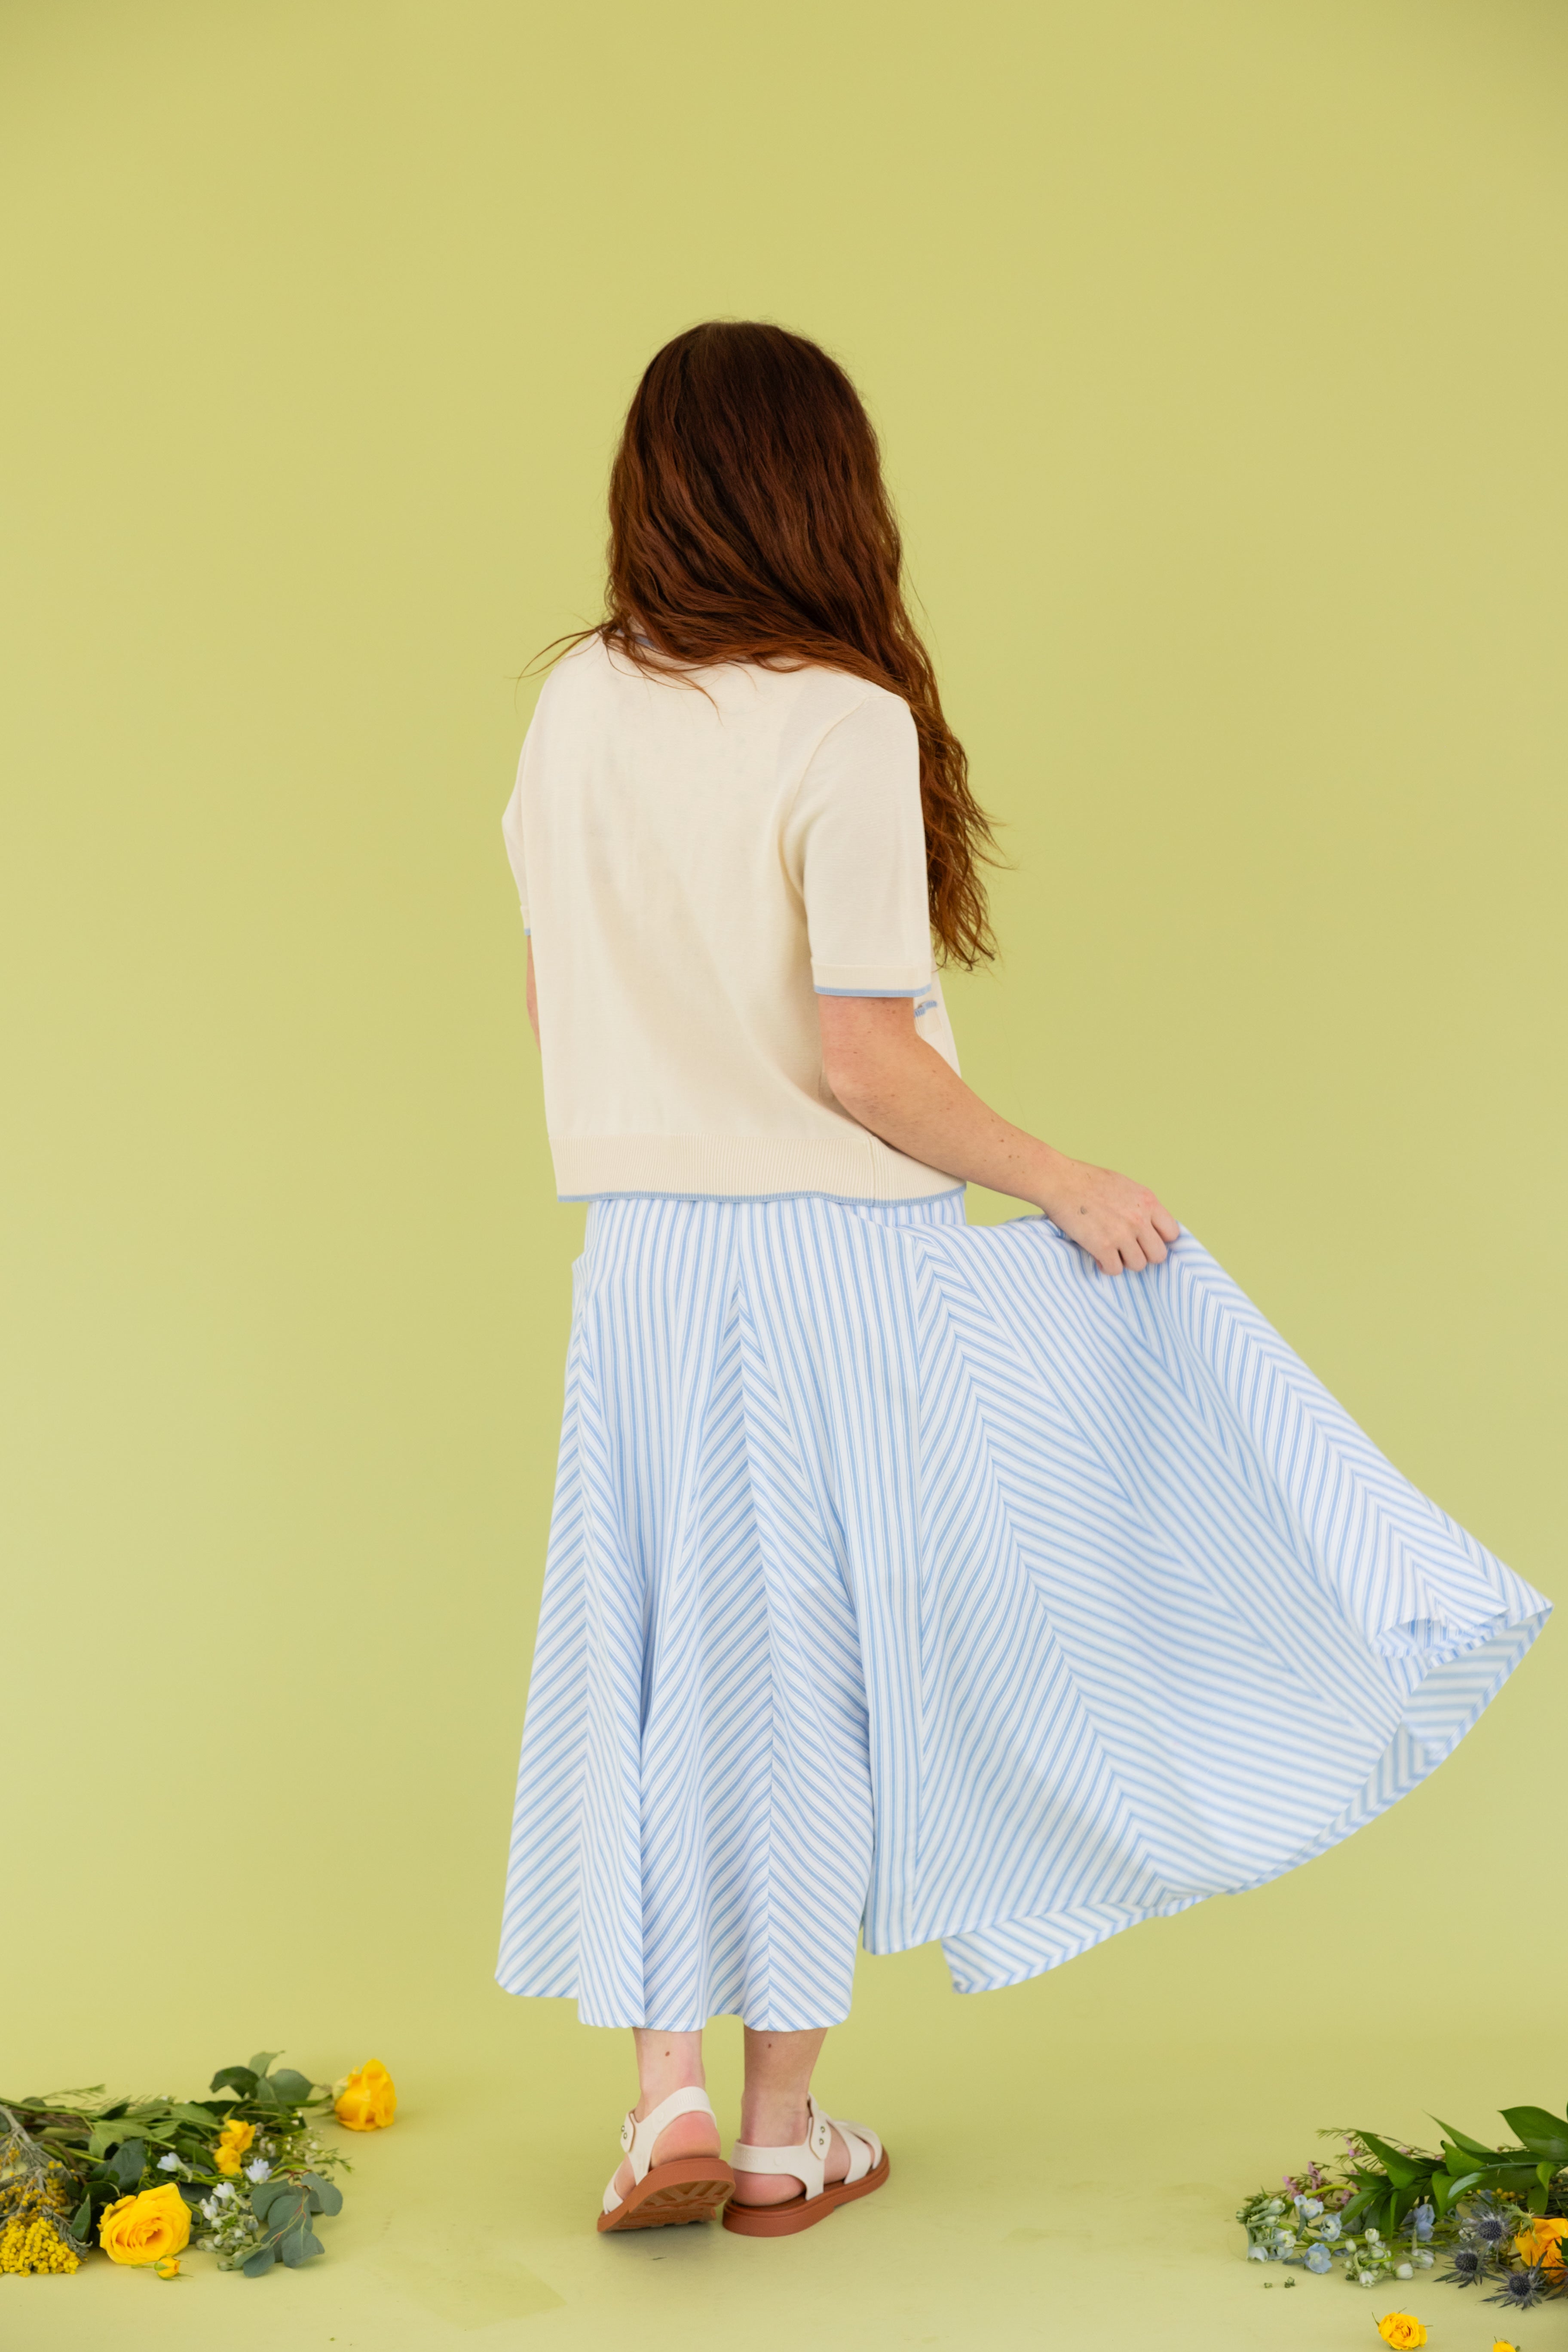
[818,996,1179,1277]
[526,940,540,1047]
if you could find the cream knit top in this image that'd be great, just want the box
[502,635,961,1201]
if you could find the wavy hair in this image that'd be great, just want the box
[545,321,998,968]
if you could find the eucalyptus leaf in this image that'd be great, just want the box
[209,2067,258,2099]
[250,2180,297,2223]
[303,2172,343,2216]
[241,2243,277,2278]
[1501,2106,1568,2165]
[279,2219,325,2267]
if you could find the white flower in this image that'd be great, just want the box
[212,2181,234,2203]
[1414,2249,1434,2268]
[1298,2196,1323,2217]
[245,2159,271,2183]
[1394,2262,1412,2279]
[1247,2246,1268,2263]
[1357,2270,1378,2287]
[157,2152,181,2172]
[1364,2225,1381,2242]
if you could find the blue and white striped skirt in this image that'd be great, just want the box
[497,1192,1547,2030]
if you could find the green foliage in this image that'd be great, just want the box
[1238,2097,1568,2302]
[0,2049,358,2279]
[239,2171,346,2276]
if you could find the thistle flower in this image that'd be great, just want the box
[1439,2245,1486,2287]
[1466,2201,1511,2251]
[1487,2265,1549,2313]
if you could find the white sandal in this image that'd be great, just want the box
[723,2093,889,2236]
[597,2086,735,2234]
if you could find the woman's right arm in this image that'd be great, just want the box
[818,995,1178,1277]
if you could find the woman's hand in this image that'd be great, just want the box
[1035,1158,1180,1277]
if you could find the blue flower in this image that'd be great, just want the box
[1313,2214,1342,2242]
[1406,2201,1434,2241]
[1297,2196,1324,2219]
[1304,2245,1332,2274]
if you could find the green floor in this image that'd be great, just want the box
[6,1924,1541,2352]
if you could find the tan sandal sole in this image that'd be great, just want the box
[597,2157,736,2233]
[722,2152,890,2237]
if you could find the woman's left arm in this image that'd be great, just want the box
[818,994,1178,1277]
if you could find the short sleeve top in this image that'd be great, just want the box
[502,634,960,1200]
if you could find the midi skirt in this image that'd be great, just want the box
[497,1192,1548,2031]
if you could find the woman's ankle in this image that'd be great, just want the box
[631,2027,705,2116]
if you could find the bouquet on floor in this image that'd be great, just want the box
[1237,2098,1568,2321]
[0,2050,395,2279]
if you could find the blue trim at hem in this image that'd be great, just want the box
[556,1185,967,1206]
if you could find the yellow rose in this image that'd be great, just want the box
[1492,2340,1520,2352]
[98,2184,192,2268]
[155,2255,181,2279]
[334,2059,396,2131]
[1515,2216,1568,2274]
[1375,2318,1427,2351]
[213,2118,257,2175]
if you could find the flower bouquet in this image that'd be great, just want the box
[0,2050,395,2279]
[1238,2095,1568,2320]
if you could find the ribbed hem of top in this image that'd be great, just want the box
[549,1131,960,1202]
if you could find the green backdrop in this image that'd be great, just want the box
[3,3,1563,2344]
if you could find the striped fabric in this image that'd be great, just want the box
[497,1194,1549,2029]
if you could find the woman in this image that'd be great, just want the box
[497,321,1547,2239]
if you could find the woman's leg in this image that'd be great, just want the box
[731,2027,852,2206]
[608,2028,722,2202]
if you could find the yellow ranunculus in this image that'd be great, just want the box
[98,2184,192,2268]
[1492,2339,1520,2352]
[213,2118,257,2175]
[1515,2215,1568,2274]
[334,2059,396,2132]
[1375,2317,1427,2350]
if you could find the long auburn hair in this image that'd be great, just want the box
[548,321,997,969]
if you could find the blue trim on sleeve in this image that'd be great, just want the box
[814,985,923,998]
